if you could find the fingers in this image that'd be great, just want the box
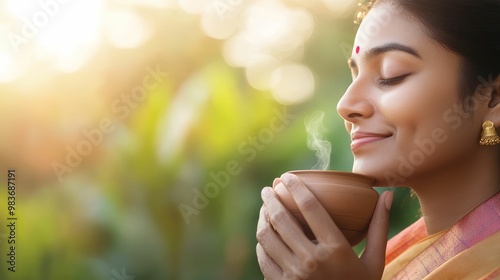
[260,188,316,262]
[256,243,282,279]
[257,243,306,280]
[361,191,393,276]
[280,173,348,245]
[256,205,308,278]
[273,178,281,187]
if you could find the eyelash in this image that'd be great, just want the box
[378,74,411,87]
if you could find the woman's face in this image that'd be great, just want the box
[337,4,488,186]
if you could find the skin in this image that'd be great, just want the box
[256,3,500,279]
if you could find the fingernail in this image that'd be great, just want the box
[385,191,394,211]
[272,178,281,188]
[281,173,293,185]
[261,187,271,198]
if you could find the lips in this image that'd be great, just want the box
[350,131,392,151]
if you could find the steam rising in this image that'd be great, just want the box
[305,111,331,170]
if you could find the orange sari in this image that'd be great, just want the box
[383,192,500,280]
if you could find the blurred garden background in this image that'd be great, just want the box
[0,0,420,279]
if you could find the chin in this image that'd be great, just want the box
[352,160,404,187]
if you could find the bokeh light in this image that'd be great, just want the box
[106,9,151,49]
[36,0,103,72]
[271,63,316,105]
[0,0,421,279]
[321,0,356,16]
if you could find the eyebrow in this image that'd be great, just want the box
[348,42,422,69]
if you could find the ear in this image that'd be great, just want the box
[486,74,500,126]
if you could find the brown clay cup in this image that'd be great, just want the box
[274,170,378,246]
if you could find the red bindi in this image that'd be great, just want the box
[355,46,360,54]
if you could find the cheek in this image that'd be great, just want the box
[379,74,460,130]
[376,93,479,178]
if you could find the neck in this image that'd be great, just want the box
[409,151,500,235]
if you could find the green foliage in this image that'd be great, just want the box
[2,8,421,280]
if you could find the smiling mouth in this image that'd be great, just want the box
[350,132,392,151]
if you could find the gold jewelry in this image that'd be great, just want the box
[354,0,374,25]
[479,120,500,146]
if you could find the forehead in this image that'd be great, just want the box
[353,4,427,55]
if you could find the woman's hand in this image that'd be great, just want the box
[256,173,393,280]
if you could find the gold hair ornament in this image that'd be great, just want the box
[354,0,374,25]
[479,120,500,146]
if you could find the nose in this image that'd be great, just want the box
[336,81,374,122]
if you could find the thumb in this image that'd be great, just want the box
[360,191,393,276]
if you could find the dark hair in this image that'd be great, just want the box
[372,0,500,103]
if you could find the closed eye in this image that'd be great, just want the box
[378,74,411,87]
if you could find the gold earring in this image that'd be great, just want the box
[479,121,500,146]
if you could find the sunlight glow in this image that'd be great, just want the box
[218,0,315,104]
[321,0,355,16]
[222,34,262,68]
[6,0,39,17]
[3,0,321,104]
[0,50,19,83]
[177,0,210,14]
[56,50,90,73]
[35,0,104,72]
[271,63,315,105]
[244,1,289,46]
[106,9,151,49]
[113,0,176,9]
[200,5,240,40]
[245,56,281,90]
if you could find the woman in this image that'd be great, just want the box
[256,0,500,279]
